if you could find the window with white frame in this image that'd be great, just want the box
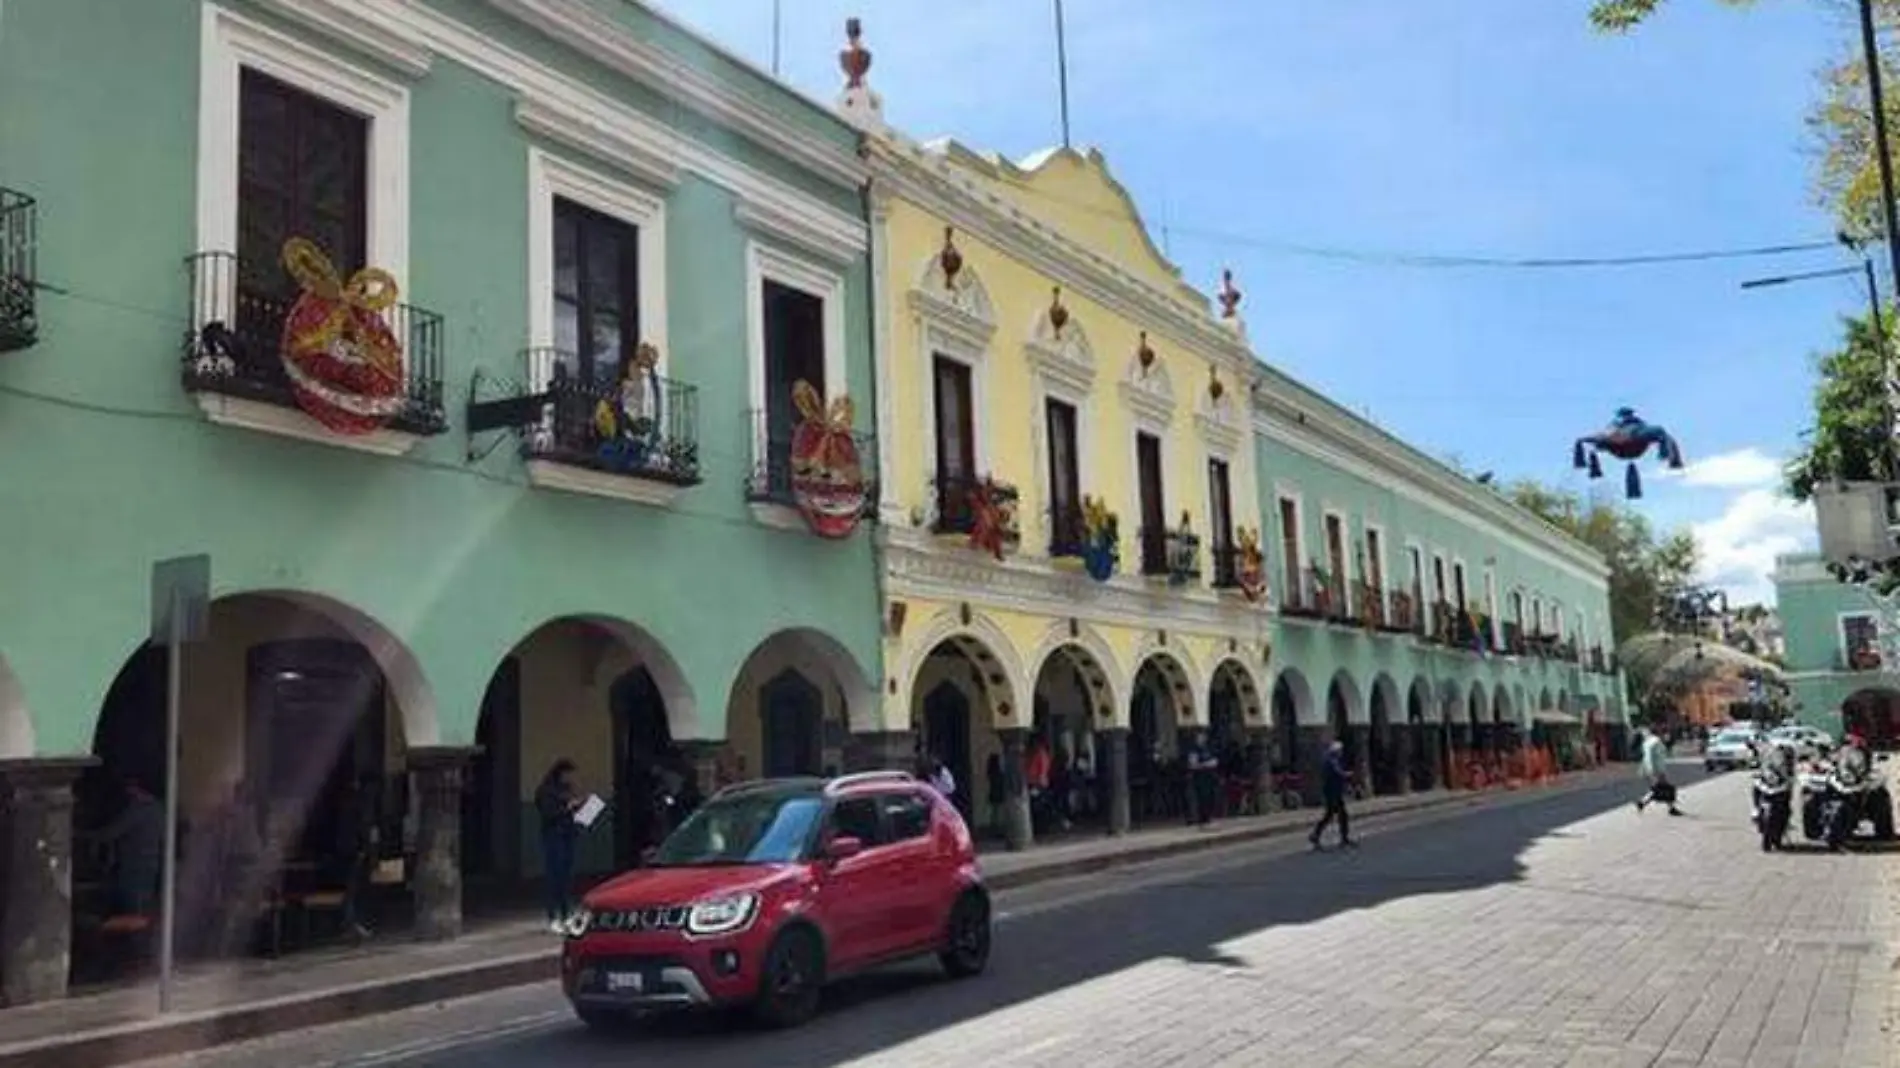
[1843,613,1881,670]
[526,149,668,390]
[746,241,846,500]
[1277,496,1304,604]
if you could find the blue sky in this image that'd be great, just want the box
[655,0,1858,604]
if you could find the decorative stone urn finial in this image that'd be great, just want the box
[836,18,885,130]
[1048,286,1069,336]
[841,18,872,89]
[1209,366,1224,401]
[939,226,963,289]
[1137,330,1155,371]
[1218,268,1242,320]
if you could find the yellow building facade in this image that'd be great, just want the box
[843,69,1273,847]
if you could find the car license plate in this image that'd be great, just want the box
[606,971,645,994]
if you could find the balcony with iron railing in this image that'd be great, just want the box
[1280,566,1321,619]
[516,348,700,486]
[1309,567,1354,624]
[1501,621,1527,656]
[1356,581,1387,629]
[929,473,1021,546]
[1208,540,1242,590]
[1386,589,1420,634]
[1843,641,1883,672]
[745,407,878,513]
[182,251,447,435]
[0,187,37,353]
[1048,500,1087,558]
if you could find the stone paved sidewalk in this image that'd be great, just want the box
[0,766,1631,1068]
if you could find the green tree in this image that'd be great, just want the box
[1782,311,1895,498]
[1504,480,1699,646]
[1587,0,1755,33]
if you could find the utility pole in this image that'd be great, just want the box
[1054,0,1072,149]
[770,0,781,76]
[1857,0,1900,466]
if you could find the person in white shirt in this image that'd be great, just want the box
[928,757,956,800]
[1634,729,1681,816]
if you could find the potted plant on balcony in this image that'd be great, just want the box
[1309,562,1335,619]
[966,476,1020,560]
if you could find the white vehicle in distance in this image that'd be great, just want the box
[1766,725,1831,761]
[1704,729,1761,772]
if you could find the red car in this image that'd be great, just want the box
[561,770,992,1029]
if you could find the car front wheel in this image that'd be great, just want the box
[753,928,824,1029]
[939,891,992,979]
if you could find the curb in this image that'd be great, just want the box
[0,767,1631,1068]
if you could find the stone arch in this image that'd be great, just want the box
[912,242,997,326]
[1557,690,1571,715]
[1436,678,1462,721]
[1539,686,1554,712]
[1407,676,1433,724]
[736,628,879,735]
[1492,682,1514,728]
[1467,681,1490,724]
[527,614,699,742]
[1129,642,1203,729]
[904,608,1029,730]
[1025,619,1126,727]
[1272,667,1317,726]
[243,589,440,745]
[1207,655,1266,733]
[1367,672,1403,794]
[1326,669,1365,728]
[0,651,31,758]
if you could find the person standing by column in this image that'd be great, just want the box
[1308,741,1356,849]
[534,759,582,933]
[1184,732,1220,827]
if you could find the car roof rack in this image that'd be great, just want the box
[710,776,827,800]
[824,770,916,795]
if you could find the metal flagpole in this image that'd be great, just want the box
[1054,0,1072,149]
[771,0,782,76]
[158,585,181,1014]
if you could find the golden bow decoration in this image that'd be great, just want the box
[280,237,402,374]
[792,379,854,431]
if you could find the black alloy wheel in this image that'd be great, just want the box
[939,892,992,979]
[753,929,823,1029]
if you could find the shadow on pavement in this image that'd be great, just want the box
[427,768,1707,1068]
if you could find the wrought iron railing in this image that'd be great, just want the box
[1280,568,1319,617]
[1049,501,1087,557]
[745,407,878,511]
[519,348,700,485]
[1311,567,1351,623]
[1164,528,1201,583]
[1589,645,1607,673]
[0,187,36,352]
[1387,589,1419,633]
[1209,542,1242,589]
[1502,621,1527,656]
[1137,526,1169,576]
[1357,581,1387,629]
[929,473,1020,543]
[181,251,447,434]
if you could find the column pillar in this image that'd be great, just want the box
[996,728,1033,851]
[408,747,477,943]
[845,730,916,773]
[1296,725,1329,806]
[1246,728,1275,814]
[1390,724,1412,794]
[1098,728,1130,836]
[0,757,93,1005]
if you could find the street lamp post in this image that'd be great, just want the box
[1859,0,1900,293]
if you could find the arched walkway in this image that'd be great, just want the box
[910,627,1025,831]
[1368,673,1403,795]
[0,651,31,758]
[1466,684,1489,752]
[1207,658,1263,754]
[1843,687,1900,750]
[79,590,438,972]
[1128,649,1200,825]
[726,628,878,783]
[1493,683,1516,751]
[1326,670,1367,790]
[1406,676,1440,791]
[464,615,695,886]
[1271,668,1315,790]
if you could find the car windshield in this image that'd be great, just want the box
[1712,732,1752,746]
[648,790,824,868]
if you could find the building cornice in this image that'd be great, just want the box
[1252,401,1611,587]
[259,0,435,76]
[483,0,866,191]
[865,138,1259,384]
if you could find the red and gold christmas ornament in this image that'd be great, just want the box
[789,380,869,539]
[279,237,407,436]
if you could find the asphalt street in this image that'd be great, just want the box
[142,764,1899,1068]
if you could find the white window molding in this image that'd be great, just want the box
[1194,363,1243,457]
[1274,486,1305,601]
[1030,381,1096,549]
[1320,508,1353,614]
[1452,558,1469,613]
[1838,611,1877,665]
[1364,523,1389,615]
[920,346,991,490]
[515,97,681,196]
[912,253,996,503]
[196,4,409,291]
[526,147,670,386]
[1430,552,1449,628]
[1484,569,1500,646]
[1129,419,1172,561]
[746,239,848,529]
[1531,596,1545,635]
[256,0,434,77]
[1119,350,1176,430]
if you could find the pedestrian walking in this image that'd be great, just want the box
[1184,732,1220,826]
[927,755,957,800]
[535,759,583,933]
[1634,729,1681,816]
[1309,740,1356,849]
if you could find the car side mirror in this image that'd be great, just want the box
[824,835,864,862]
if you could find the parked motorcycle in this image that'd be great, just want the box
[1751,744,1794,852]
[1798,743,1894,850]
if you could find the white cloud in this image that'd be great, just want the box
[1691,489,1814,606]
[1667,446,1784,489]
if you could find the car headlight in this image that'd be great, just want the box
[686,894,759,937]
[563,909,593,939]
